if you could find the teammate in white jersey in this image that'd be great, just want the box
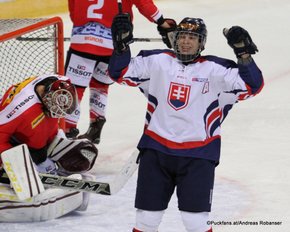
[109,16,264,232]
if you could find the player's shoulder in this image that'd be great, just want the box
[200,55,238,68]
[0,78,42,124]
[137,49,176,58]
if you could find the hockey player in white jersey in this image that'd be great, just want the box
[109,15,264,232]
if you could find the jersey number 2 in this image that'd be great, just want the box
[87,0,104,19]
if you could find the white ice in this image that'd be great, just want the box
[1,0,290,231]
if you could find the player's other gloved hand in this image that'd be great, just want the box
[223,26,258,58]
[111,13,133,54]
[157,18,177,48]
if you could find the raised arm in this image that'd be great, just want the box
[108,13,133,82]
[223,26,264,96]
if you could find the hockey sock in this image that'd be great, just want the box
[89,79,109,121]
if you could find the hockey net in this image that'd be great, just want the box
[0,17,64,97]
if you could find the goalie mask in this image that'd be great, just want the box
[42,78,77,118]
[173,17,207,63]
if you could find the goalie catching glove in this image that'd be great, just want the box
[111,13,133,54]
[47,133,98,175]
[223,26,258,58]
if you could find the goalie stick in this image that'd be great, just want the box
[41,173,111,195]
[0,172,110,195]
[0,149,139,196]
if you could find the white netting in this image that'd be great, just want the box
[0,18,44,35]
[0,18,60,96]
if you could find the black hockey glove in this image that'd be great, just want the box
[111,13,133,54]
[157,18,177,48]
[223,26,258,58]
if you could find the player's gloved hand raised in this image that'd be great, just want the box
[223,26,258,58]
[111,13,133,54]
[157,18,177,48]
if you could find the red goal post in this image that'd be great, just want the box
[0,17,65,127]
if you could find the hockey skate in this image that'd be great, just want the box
[78,117,106,144]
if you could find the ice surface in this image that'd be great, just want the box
[1,0,290,231]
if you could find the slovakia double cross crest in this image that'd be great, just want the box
[167,82,191,110]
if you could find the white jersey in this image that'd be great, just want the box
[109,49,263,162]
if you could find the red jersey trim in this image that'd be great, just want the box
[144,129,221,149]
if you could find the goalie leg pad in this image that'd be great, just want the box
[0,183,20,201]
[75,173,93,211]
[0,184,84,222]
